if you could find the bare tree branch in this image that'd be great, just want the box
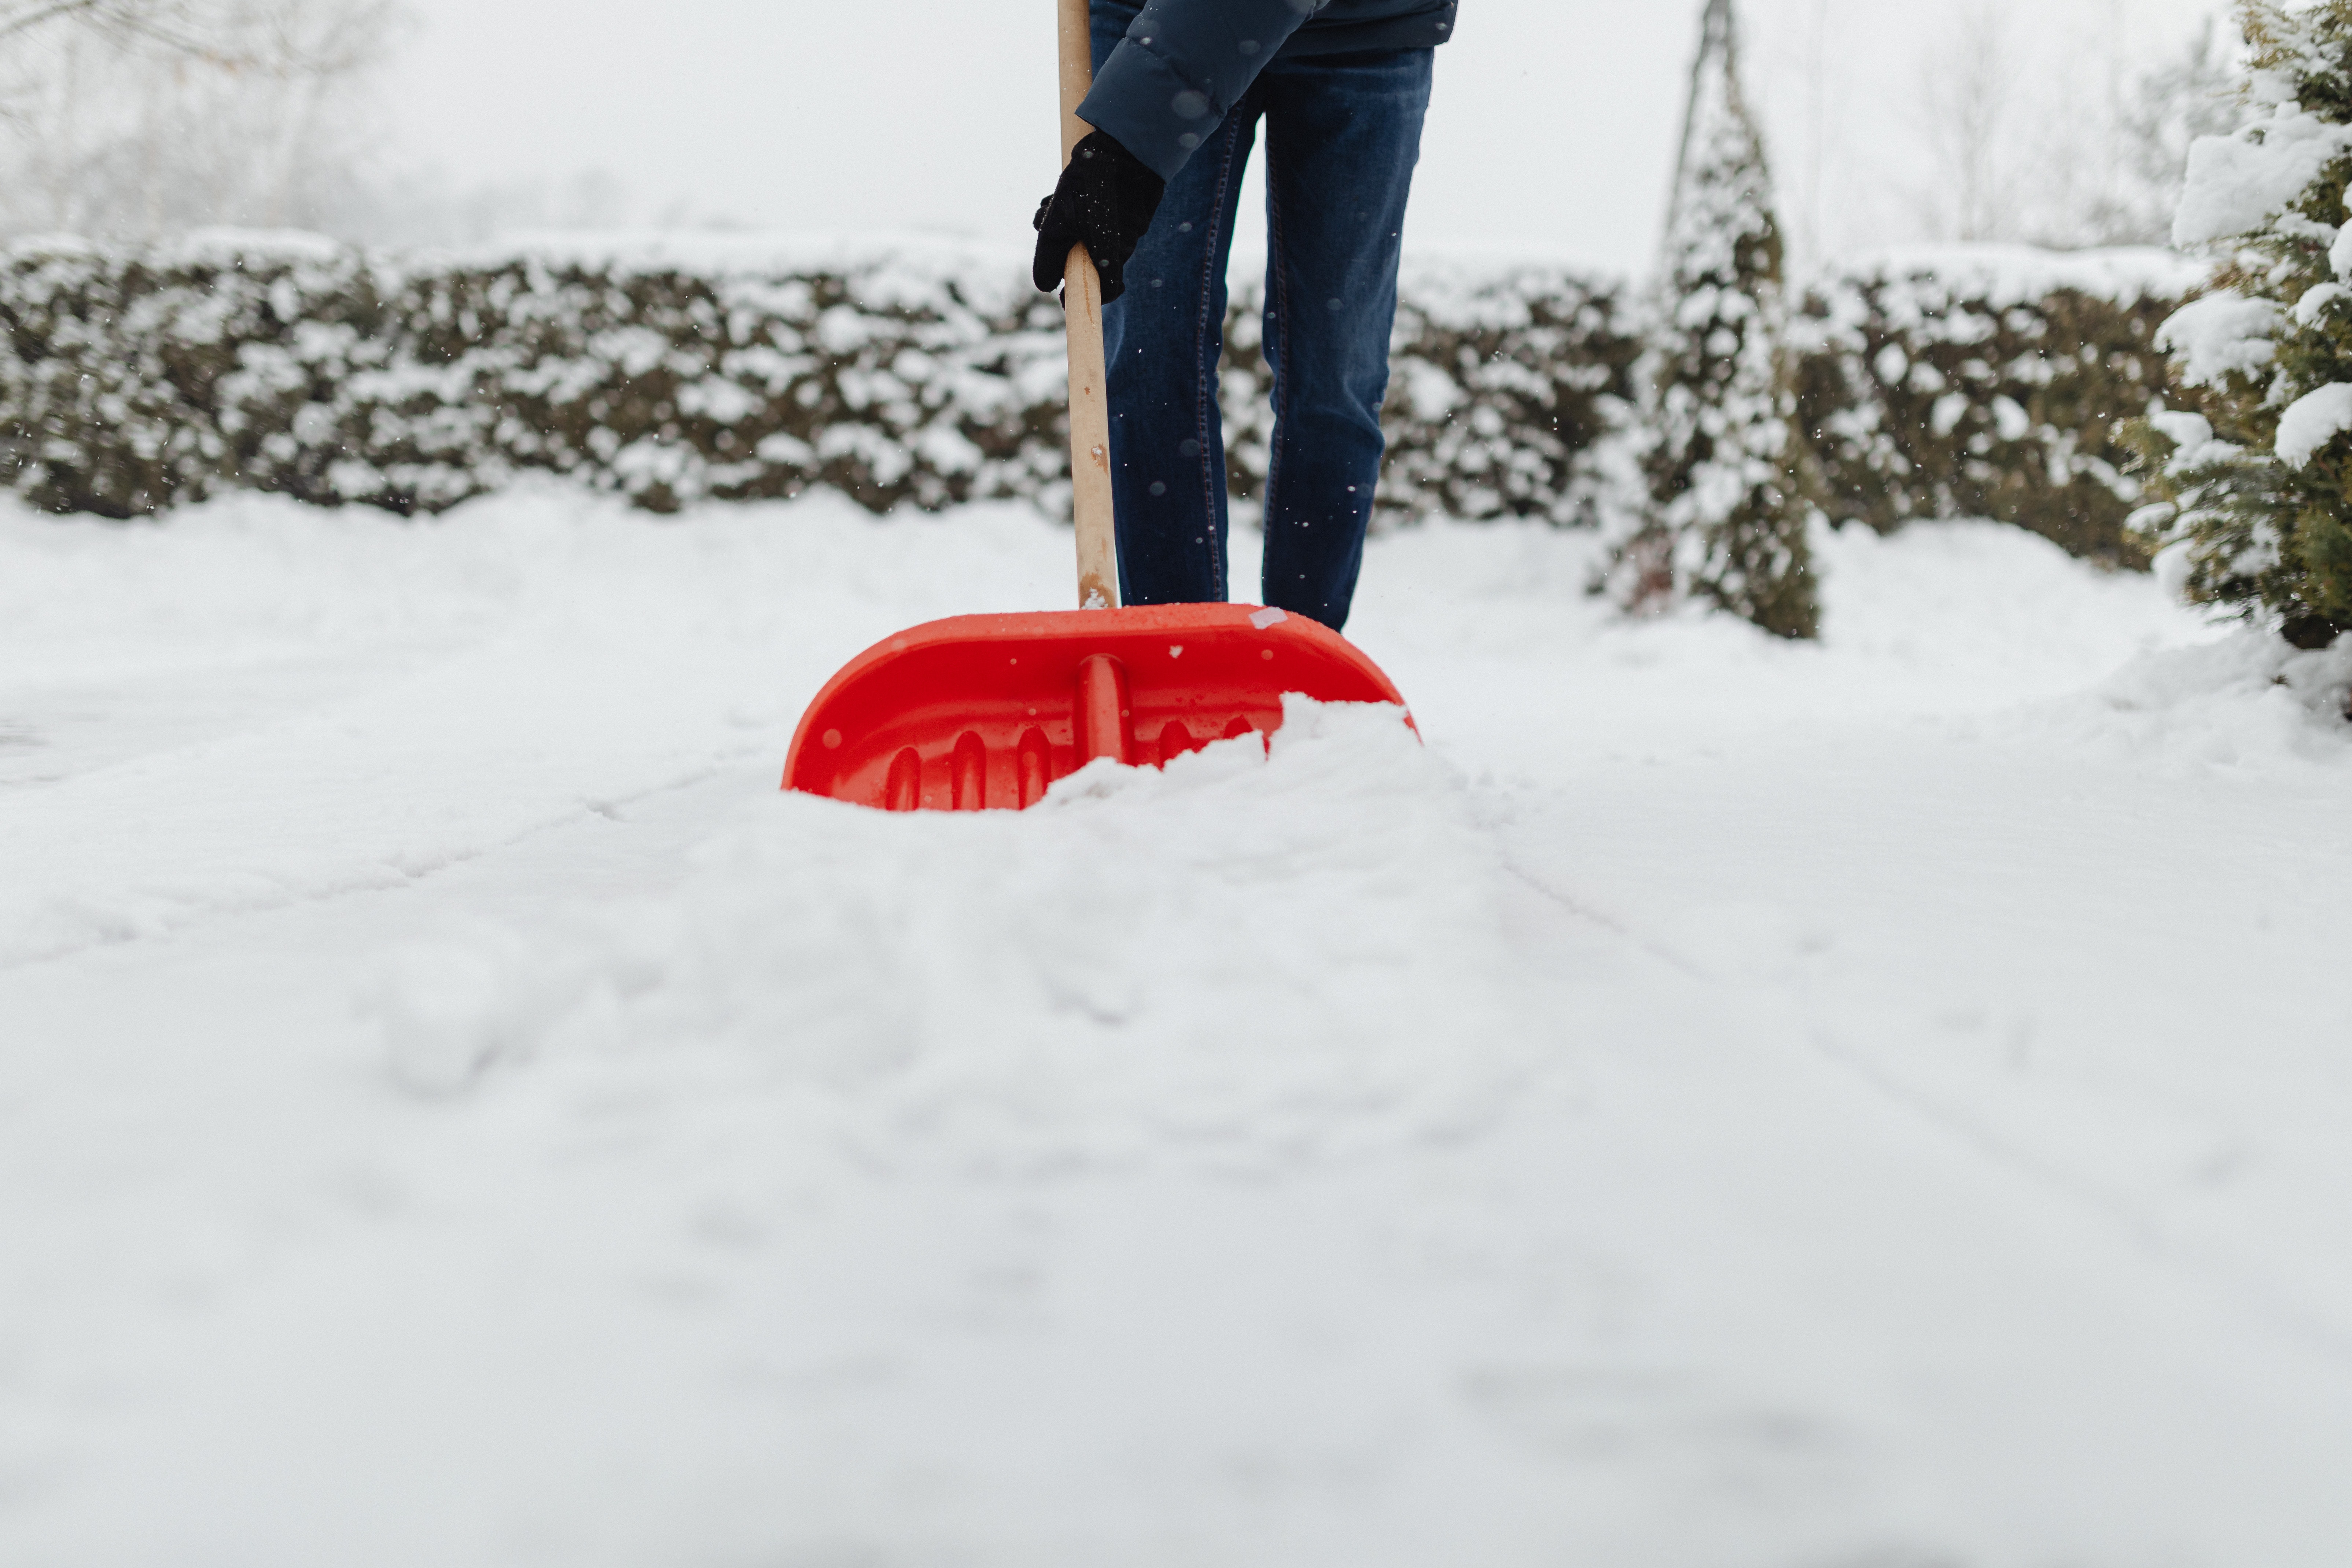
[1913,2,2020,244]
[0,0,411,237]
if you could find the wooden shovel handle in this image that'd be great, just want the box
[1058,0,1119,610]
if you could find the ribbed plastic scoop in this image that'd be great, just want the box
[784,604,1409,810]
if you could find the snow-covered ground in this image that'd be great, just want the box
[4,485,2351,1567]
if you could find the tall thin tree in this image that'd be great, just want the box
[1622,0,1820,640]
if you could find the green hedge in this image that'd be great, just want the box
[0,236,1644,531]
[0,234,2205,565]
[0,236,1069,518]
[1791,247,2209,568]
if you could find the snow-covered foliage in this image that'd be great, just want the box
[2138,0,2352,646]
[0,235,1072,518]
[0,228,2206,596]
[1223,259,1644,532]
[0,232,376,516]
[1795,246,2209,568]
[1380,261,1644,529]
[0,234,1645,531]
[1626,0,1820,641]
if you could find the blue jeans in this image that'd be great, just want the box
[1090,8,1433,631]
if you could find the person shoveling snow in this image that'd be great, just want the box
[1033,0,1456,632]
[785,1,1445,812]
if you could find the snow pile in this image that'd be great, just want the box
[7,488,2352,1565]
[2038,623,2352,770]
[0,483,1059,968]
[375,698,1546,1167]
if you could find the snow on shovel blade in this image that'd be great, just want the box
[784,604,1412,811]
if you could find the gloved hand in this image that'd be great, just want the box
[1032,130,1166,305]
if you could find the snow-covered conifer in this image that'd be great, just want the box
[1623,0,1819,640]
[2141,0,2352,647]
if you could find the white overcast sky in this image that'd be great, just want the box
[376,0,2226,274]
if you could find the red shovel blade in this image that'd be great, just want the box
[784,604,1411,811]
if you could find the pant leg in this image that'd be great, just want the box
[1255,47,1433,631]
[1093,1,1260,607]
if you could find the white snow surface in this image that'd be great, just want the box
[2276,380,2352,469]
[1828,244,2211,309]
[2156,290,2283,391]
[2175,100,2352,248]
[5,486,2352,1567]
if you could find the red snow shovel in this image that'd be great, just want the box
[782,0,1410,812]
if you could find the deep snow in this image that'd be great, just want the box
[4,486,2351,1567]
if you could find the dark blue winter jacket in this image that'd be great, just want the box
[1079,0,1458,181]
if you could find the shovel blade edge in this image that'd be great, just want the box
[783,605,1410,811]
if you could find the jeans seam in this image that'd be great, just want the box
[1193,109,1247,604]
[1263,143,1290,588]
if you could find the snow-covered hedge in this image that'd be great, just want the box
[0,235,1643,530]
[1310,260,1641,529]
[1791,247,2210,568]
[0,235,1071,518]
[0,233,2202,565]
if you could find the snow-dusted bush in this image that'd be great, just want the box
[2136,1,2352,648]
[1220,261,1642,531]
[0,234,389,516]
[0,236,1070,518]
[0,233,1637,530]
[376,244,1070,515]
[0,229,2198,574]
[1793,247,2206,569]
[1623,0,1820,641]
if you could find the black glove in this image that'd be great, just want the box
[1032,130,1166,305]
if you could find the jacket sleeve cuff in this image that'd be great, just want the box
[1076,43,1223,183]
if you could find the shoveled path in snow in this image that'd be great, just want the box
[3,487,2350,1567]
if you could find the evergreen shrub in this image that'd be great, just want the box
[0,232,2199,574]
[0,236,1072,519]
[1219,263,1644,530]
[2135,0,2352,647]
[1794,249,2207,570]
[1632,0,1822,641]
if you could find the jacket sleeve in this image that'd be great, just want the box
[1076,0,1319,180]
